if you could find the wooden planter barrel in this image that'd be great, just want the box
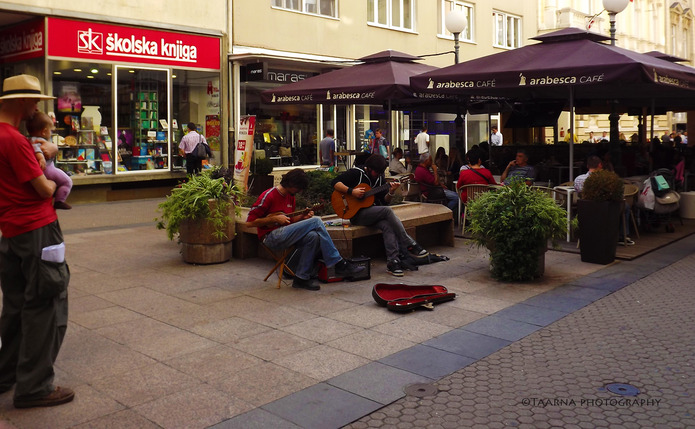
[178,200,235,264]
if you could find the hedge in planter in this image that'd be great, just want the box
[467,179,568,281]
[156,167,243,263]
[578,169,624,264]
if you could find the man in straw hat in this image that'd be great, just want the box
[0,74,74,408]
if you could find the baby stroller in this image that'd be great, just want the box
[637,168,681,233]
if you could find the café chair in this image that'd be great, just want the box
[458,184,491,235]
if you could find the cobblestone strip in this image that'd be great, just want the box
[347,254,695,429]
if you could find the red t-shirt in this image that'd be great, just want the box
[246,187,295,240]
[413,165,437,197]
[0,123,56,238]
[457,168,496,202]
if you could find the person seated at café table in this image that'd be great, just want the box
[389,147,411,176]
[500,149,536,185]
[574,155,634,246]
[457,148,497,203]
[414,153,459,212]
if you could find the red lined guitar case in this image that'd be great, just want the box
[372,283,456,312]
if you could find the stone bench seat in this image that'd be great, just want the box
[234,201,454,260]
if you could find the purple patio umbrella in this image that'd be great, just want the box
[410,27,695,179]
[261,50,437,106]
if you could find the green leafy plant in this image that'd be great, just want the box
[467,178,568,281]
[296,169,339,216]
[251,157,274,176]
[156,167,243,240]
[581,169,624,201]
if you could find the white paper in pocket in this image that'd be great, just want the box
[41,242,65,263]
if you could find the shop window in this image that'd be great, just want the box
[493,11,521,49]
[49,61,114,176]
[115,66,170,173]
[368,0,415,31]
[272,0,337,18]
[240,78,319,167]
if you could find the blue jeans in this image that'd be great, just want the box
[444,189,460,212]
[262,217,342,280]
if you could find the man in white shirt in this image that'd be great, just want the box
[414,127,429,155]
[490,127,503,146]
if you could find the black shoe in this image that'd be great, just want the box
[387,259,404,277]
[407,243,429,259]
[334,260,366,279]
[292,277,320,291]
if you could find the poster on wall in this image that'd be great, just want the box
[56,82,82,113]
[205,115,221,151]
[233,115,257,191]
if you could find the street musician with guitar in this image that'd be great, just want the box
[331,154,429,277]
[246,169,364,290]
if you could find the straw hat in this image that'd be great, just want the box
[0,74,55,100]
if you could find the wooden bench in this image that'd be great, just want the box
[234,202,454,260]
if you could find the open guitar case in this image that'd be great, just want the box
[372,283,456,312]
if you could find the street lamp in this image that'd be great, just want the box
[603,0,630,46]
[445,10,468,64]
[445,10,468,153]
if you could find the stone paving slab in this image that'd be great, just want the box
[347,240,695,429]
[0,198,691,428]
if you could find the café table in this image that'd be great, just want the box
[335,150,357,170]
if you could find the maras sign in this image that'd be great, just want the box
[47,18,220,70]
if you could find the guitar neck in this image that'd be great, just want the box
[364,183,392,198]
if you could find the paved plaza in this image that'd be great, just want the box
[0,198,692,428]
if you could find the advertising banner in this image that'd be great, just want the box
[46,17,220,70]
[233,115,256,190]
[205,115,220,151]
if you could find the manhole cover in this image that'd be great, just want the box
[404,383,438,397]
[605,383,640,396]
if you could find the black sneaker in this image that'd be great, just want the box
[407,243,429,259]
[387,259,404,277]
[292,277,320,291]
[334,260,366,279]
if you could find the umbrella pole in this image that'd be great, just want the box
[569,87,575,182]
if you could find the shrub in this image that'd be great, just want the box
[467,178,568,281]
[156,167,243,240]
[296,169,339,216]
[581,169,624,201]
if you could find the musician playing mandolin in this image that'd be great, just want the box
[331,154,429,277]
[247,169,364,290]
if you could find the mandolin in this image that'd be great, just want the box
[331,176,412,219]
[267,203,324,225]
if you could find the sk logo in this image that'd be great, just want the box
[519,73,527,86]
[77,28,103,55]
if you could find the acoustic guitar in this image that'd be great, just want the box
[331,176,411,220]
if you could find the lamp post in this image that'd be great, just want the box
[602,0,630,168]
[603,0,630,46]
[445,10,468,154]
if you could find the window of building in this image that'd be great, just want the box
[493,10,521,49]
[368,0,415,31]
[440,0,474,42]
[48,61,115,176]
[272,0,337,18]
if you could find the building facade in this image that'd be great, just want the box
[0,1,228,201]
[538,0,695,142]
[229,1,538,172]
